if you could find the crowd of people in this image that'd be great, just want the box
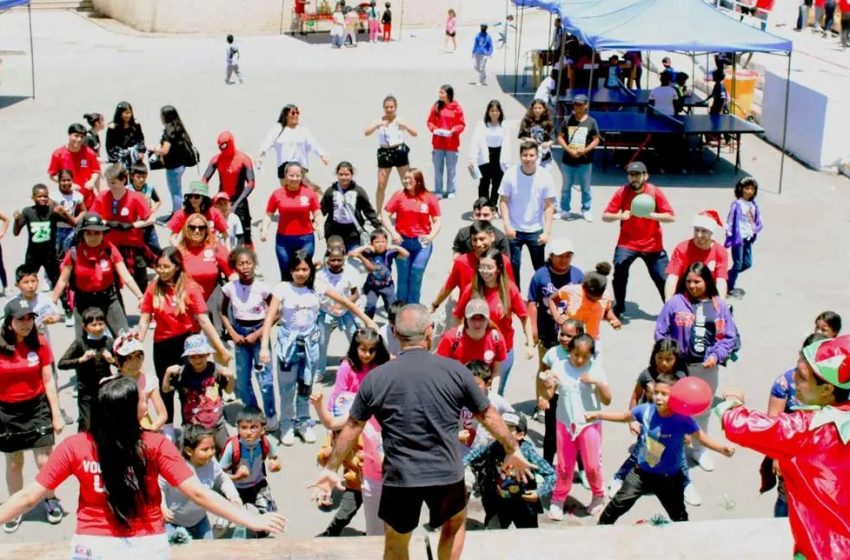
[0,43,845,558]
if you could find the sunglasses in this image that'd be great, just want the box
[187,224,208,232]
[188,194,203,199]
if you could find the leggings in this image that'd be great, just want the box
[153,333,191,424]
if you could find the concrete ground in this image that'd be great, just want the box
[0,7,849,546]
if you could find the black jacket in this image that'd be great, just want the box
[320,182,381,235]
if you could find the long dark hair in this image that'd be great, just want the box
[675,261,719,299]
[276,104,298,126]
[520,99,553,136]
[435,84,454,113]
[287,250,316,289]
[0,314,41,354]
[648,337,687,376]
[182,194,212,214]
[111,101,140,133]
[345,327,390,371]
[483,99,504,125]
[91,376,150,527]
[160,105,187,138]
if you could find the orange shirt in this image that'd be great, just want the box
[554,284,611,340]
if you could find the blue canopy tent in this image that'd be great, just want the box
[0,0,35,98]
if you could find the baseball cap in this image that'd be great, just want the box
[213,191,231,203]
[547,237,575,256]
[187,181,210,199]
[79,212,110,232]
[464,298,490,319]
[626,161,647,173]
[573,94,589,105]
[113,334,144,357]
[4,297,38,320]
[502,411,527,434]
[182,334,215,357]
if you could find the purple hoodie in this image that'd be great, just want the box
[725,198,763,248]
[655,293,737,364]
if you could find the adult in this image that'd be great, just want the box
[105,101,145,168]
[381,168,442,305]
[655,262,737,471]
[0,299,64,533]
[0,376,285,555]
[601,162,675,319]
[257,104,329,193]
[320,161,381,252]
[364,94,418,213]
[83,112,105,157]
[310,304,532,560]
[149,105,197,221]
[167,181,230,246]
[451,197,510,257]
[518,99,555,170]
[48,122,102,210]
[471,24,494,86]
[557,94,600,221]
[90,163,155,292]
[427,84,466,199]
[498,141,557,288]
[664,210,729,300]
[468,100,512,207]
[203,131,256,246]
[437,298,507,384]
[137,247,230,435]
[719,335,850,560]
[50,213,143,338]
[454,249,534,396]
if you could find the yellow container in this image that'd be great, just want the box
[723,70,758,118]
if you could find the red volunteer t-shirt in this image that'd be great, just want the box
[47,146,101,208]
[666,239,729,280]
[167,208,229,236]
[265,185,319,236]
[139,281,207,342]
[454,283,528,350]
[436,325,508,367]
[62,242,124,293]
[604,183,674,253]
[36,432,193,537]
[179,242,232,301]
[443,253,515,293]
[0,337,53,404]
[90,190,150,248]
[385,190,441,238]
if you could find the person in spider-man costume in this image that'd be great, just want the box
[203,131,255,246]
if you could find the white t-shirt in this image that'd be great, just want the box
[534,77,555,103]
[51,191,84,230]
[272,282,320,333]
[222,213,243,248]
[498,165,557,232]
[649,85,678,116]
[377,121,405,147]
[221,279,272,322]
[737,199,756,240]
[550,358,607,437]
[460,390,514,449]
[315,266,359,317]
[258,124,327,169]
[484,123,504,148]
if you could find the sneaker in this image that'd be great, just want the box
[532,408,545,423]
[298,425,317,444]
[607,477,624,498]
[693,449,715,472]
[554,210,567,220]
[60,408,74,425]
[71,385,78,398]
[579,470,590,490]
[581,210,594,222]
[684,482,702,506]
[265,415,280,433]
[44,498,64,524]
[586,495,606,516]
[64,312,74,328]
[547,503,565,521]
[446,192,457,199]
[280,427,296,446]
[3,515,21,533]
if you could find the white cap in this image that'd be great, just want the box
[547,237,575,256]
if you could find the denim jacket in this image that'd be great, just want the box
[275,322,322,384]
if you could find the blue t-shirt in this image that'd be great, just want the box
[770,368,800,413]
[526,265,584,343]
[362,248,398,288]
[632,403,698,476]
[219,437,278,489]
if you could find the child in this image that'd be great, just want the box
[329,326,390,405]
[591,372,734,525]
[381,2,392,42]
[540,334,611,520]
[349,229,408,319]
[460,360,514,452]
[225,34,244,85]
[213,192,243,250]
[317,246,361,374]
[113,332,167,432]
[445,8,457,52]
[344,6,359,47]
[549,262,621,342]
[51,169,86,258]
[0,209,8,296]
[815,311,842,338]
[379,299,404,356]
[220,406,281,517]
[605,55,622,88]
[129,162,163,255]
[162,334,235,453]
[57,307,115,431]
[464,411,554,529]
[161,424,242,540]
[367,0,380,43]
[13,184,72,293]
[221,247,277,429]
[725,176,763,298]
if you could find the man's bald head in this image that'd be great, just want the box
[394,304,434,348]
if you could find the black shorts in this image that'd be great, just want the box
[377,144,410,169]
[0,394,54,453]
[379,480,466,534]
[446,31,456,38]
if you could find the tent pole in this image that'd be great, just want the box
[588,49,596,94]
[646,52,651,88]
[503,0,509,74]
[732,54,737,116]
[399,0,404,42]
[27,0,35,99]
[778,52,792,195]
[514,5,525,95]
[553,23,567,123]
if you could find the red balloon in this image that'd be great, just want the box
[668,377,713,416]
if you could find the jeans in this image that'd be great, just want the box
[234,339,276,420]
[165,166,186,215]
[611,247,669,317]
[473,54,489,84]
[508,229,546,288]
[364,283,396,318]
[166,516,212,540]
[331,33,345,48]
[559,162,593,213]
[278,345,312,432]
[497,350,515,396]
[318,311,358,374]
[728,239,753,291]
[275,233,315,281]
[432,149,458,197]
[599,468,688,524]
[396,236,432,304]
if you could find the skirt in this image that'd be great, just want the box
[0,394,54,453]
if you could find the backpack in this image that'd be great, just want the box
[226,435,271,473]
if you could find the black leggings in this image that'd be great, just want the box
[477,146,504,206]
[234,198,253,246]
[153,333,191,424]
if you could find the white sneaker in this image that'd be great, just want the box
[281,428,296,446]
[554,210,566,220]
[547,503,565,521]
[693,449,715,472]
[582,210,594,222]
[265,415,279,433]
[64,313,74,328]
[607,477,624,498]
[298,425,317,444]
[586,495,606,516]
[684,482,702,506]
[446,192,457,199]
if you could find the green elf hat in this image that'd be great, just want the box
[803,335,850,390]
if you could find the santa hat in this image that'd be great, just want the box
[693,209,723,234]
[803,335,850,390]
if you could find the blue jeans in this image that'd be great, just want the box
[508,230,546,288]
[432,149,458,197]
[318,311,358,374]
[727,239,753,291]
[234,339,276,420]
[166,516,212,540]
[275,233,315,281]
[364,283,396,318]
[559,162,593,213]
[774,493,788,518]
[165,166,186,215]
[611,246,669,317]
[396,236,432,304]
[497,349,514,396]
[278,344,312,432]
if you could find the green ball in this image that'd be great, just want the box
[630,193,656,217]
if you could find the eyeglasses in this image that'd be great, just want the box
[187,225,208,232]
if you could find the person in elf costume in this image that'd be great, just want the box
[717,335,850,559]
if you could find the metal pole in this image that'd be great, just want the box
[778,52,792,195]
[27,0,35,99]
[513,5,525,95]
[731,54,737,116]
[399,0,404,42]
[588,49,596,97]
[503,0,509,74]
[646,52,651,89]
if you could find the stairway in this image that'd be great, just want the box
[14,0,94,11]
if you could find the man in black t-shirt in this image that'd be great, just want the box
[556,95,600,222]
[451,197,510,257]
[311,304,533,559]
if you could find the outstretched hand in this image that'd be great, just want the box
[502,449,536,484]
